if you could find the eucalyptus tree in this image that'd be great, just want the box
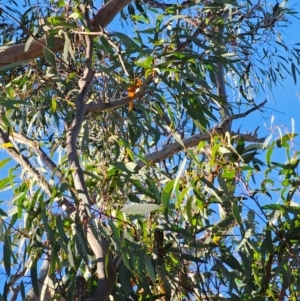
[0,0,299,300]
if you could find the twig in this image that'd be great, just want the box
[143,0,194,10]
[72,29,129,76]
[213,12,231,132]
[219,100,267,127]
[97,30,129,77]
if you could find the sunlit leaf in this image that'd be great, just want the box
[120,203,161,215]
[161,180,174,220]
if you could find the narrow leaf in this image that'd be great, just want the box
[161,180,174,221]
[3,234,11,276]
[31,258,39,295]
[145,256,156,283]
[25,28,38,52]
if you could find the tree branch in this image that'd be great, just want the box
[66,12,116,301]
[213,12,231,130]
[10,132,64,180]
[219,100,267,127]
[138,101,267,166]
[86,224,116,301]
[0,0,132,67]
[90,0,132,30]
[25,254,52,301]
[84,75,154,114]
[66,32,93,204]
[0,128,54,196]
[9,286,20,301]
[0,127,75,217]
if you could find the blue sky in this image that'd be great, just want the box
[243,0,300,137]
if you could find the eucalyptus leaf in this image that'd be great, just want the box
[120,204,161,215]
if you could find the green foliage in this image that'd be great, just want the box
[0,0,299,300]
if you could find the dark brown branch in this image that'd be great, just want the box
[90,0,132,30]
[85,96,132,113]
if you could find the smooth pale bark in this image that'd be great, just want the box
[86,224,116,301]
[0,0,132,67]
[25,256,52,301]
[65,28,115,301]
